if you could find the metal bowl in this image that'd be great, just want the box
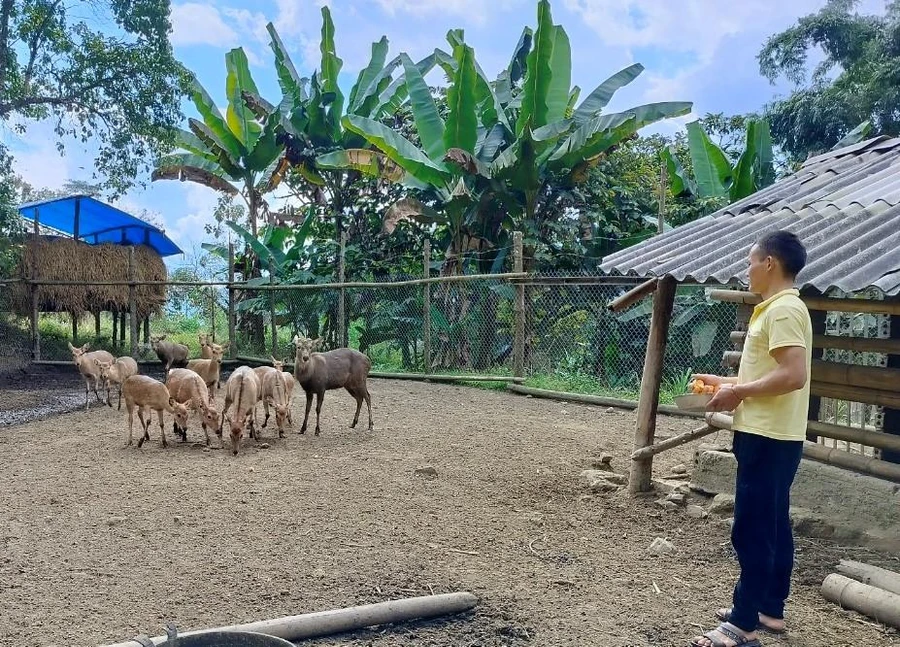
[673,393,713,412]
[159,631,295,647]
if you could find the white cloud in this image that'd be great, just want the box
[374,0,523,25]
[170,2,239,47]
[562,1,843,67]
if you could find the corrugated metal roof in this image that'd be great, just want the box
[600,136,900,295]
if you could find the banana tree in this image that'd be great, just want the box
[427,0,692,263]
[152,48,282,239]
[152,47,284,347]
[662,118,775,202]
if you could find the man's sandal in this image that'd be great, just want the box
[690,623,762,647]
[715,608,786,635]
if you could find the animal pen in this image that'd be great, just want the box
[600,135,900,493]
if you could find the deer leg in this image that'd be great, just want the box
[314,391,324,436]
[262,398,270,428]
[137,408,148,448]
[92,375,104,405]
[83,376,90,411]
[347,386,362,429]
[159,410,168,448]
[126,406,134,446]
[364,386,374,432]
[300,391,312,434]
[117,385,123,411]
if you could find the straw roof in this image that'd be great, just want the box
[10,236,167,318]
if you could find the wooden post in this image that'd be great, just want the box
[513,231,525,378]
[883,299,900,463]
[628,275,677,494]
[94,311,101,338]
[143,317,150,344]
[269,257,278,357]
[71,311,78,344]
[30,208,40,361]
[338,230,347,347]
[423,240,432,373]
[807,306,827,442]
[210,290,216,343]
[112,311,118,349]
[119,312,126,346]
[657,163,667,234]
[128,247,138,359]
[228,242,236,358]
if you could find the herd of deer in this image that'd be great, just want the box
[66,333,374,456]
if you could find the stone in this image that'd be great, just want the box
[709,493,735,515]
[686,505,708,520]
[599,454,613,465]
[591,481,621,493]
[671,464,688,475]
[648,537,675,555]
[105,516,127,527]
[259,443,270,450]
[415,466,438,478]
[655,499,679,511]
[791,509,835,539]
[605,407,616,414]
[665,493,686,505]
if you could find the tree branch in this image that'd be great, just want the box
[23,0,65,93]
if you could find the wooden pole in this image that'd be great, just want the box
[506,383,702,419]
[836,560,900,596]
[94,311,101,338]
[657,162,667,234]
[30,208,41,361]
[608,278,658,312]
[807,307,827,442]
[338,230,347,348]
[883,301,900,463]
[821,574,900,629]
[119,312,126,346]
[128,247,138,359]
[269,257,278,357]
[143,317,150,344]
[513,231,525,379]
[423,240,432,373]
[629,275,678,494]
[112,311,118,349]
[630,424,719,460]
[228,242,236,357]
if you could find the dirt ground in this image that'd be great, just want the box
[1,368,898,647]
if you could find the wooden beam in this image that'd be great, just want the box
[811,381,900,410]
[812,334,900,355]
[608,278,658,313]
[423,241,432,373]
[629,275,677,494]
[821,575,900,629]
[808,420,900,454]
[708,289,900,316]
[630,424,719,460]
[513,231,525,379]
[812,359,900,394]
[837,560,900,596]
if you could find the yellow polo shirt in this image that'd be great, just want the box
[731,288,812,442]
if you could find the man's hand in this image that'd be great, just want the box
[706,384,743,412]
[691,373,724,387]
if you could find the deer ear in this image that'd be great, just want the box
[168,397,175,407]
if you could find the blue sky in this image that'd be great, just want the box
[3,0,887,268]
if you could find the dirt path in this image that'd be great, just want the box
[0,375,897,647]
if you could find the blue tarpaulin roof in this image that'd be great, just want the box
[18,194,183,257]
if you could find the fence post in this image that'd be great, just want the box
[269,257,278,357]
[228,242,236,358]
[128,246,138,359]
[210,289,216,343]
[423,240,431,372]
[338,231,347,347]
[513,231,524,378]
[30,208,40,360]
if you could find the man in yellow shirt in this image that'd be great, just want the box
[689,231,812,647]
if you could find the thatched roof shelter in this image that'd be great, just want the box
[10,236,167,318]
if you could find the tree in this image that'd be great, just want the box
[758,0,900,161]
[0,0,188,195]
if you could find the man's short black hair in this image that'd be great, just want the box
[756,230,807,278]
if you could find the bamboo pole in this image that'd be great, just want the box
[630,424,719,460]
[725,334,900,360]
[630,276,678,494]
[811,359,900,393]
[128,247,138,359]
[608,278,658,313]
[708,289,900,316]
[423,240,432,373]
[836,560,900,596]
[506,383,701,418]
[513,232,525,379]
[268,257,277,357]
[338,230,347,348]
[510,275,646,287]
[821,574,900,629]
[811,381,900,410]
[228,242,236,359]
[807,420,900,454]
[102,592,480,647]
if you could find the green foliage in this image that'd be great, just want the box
[0,0,189,196]
[758,0,900,162]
